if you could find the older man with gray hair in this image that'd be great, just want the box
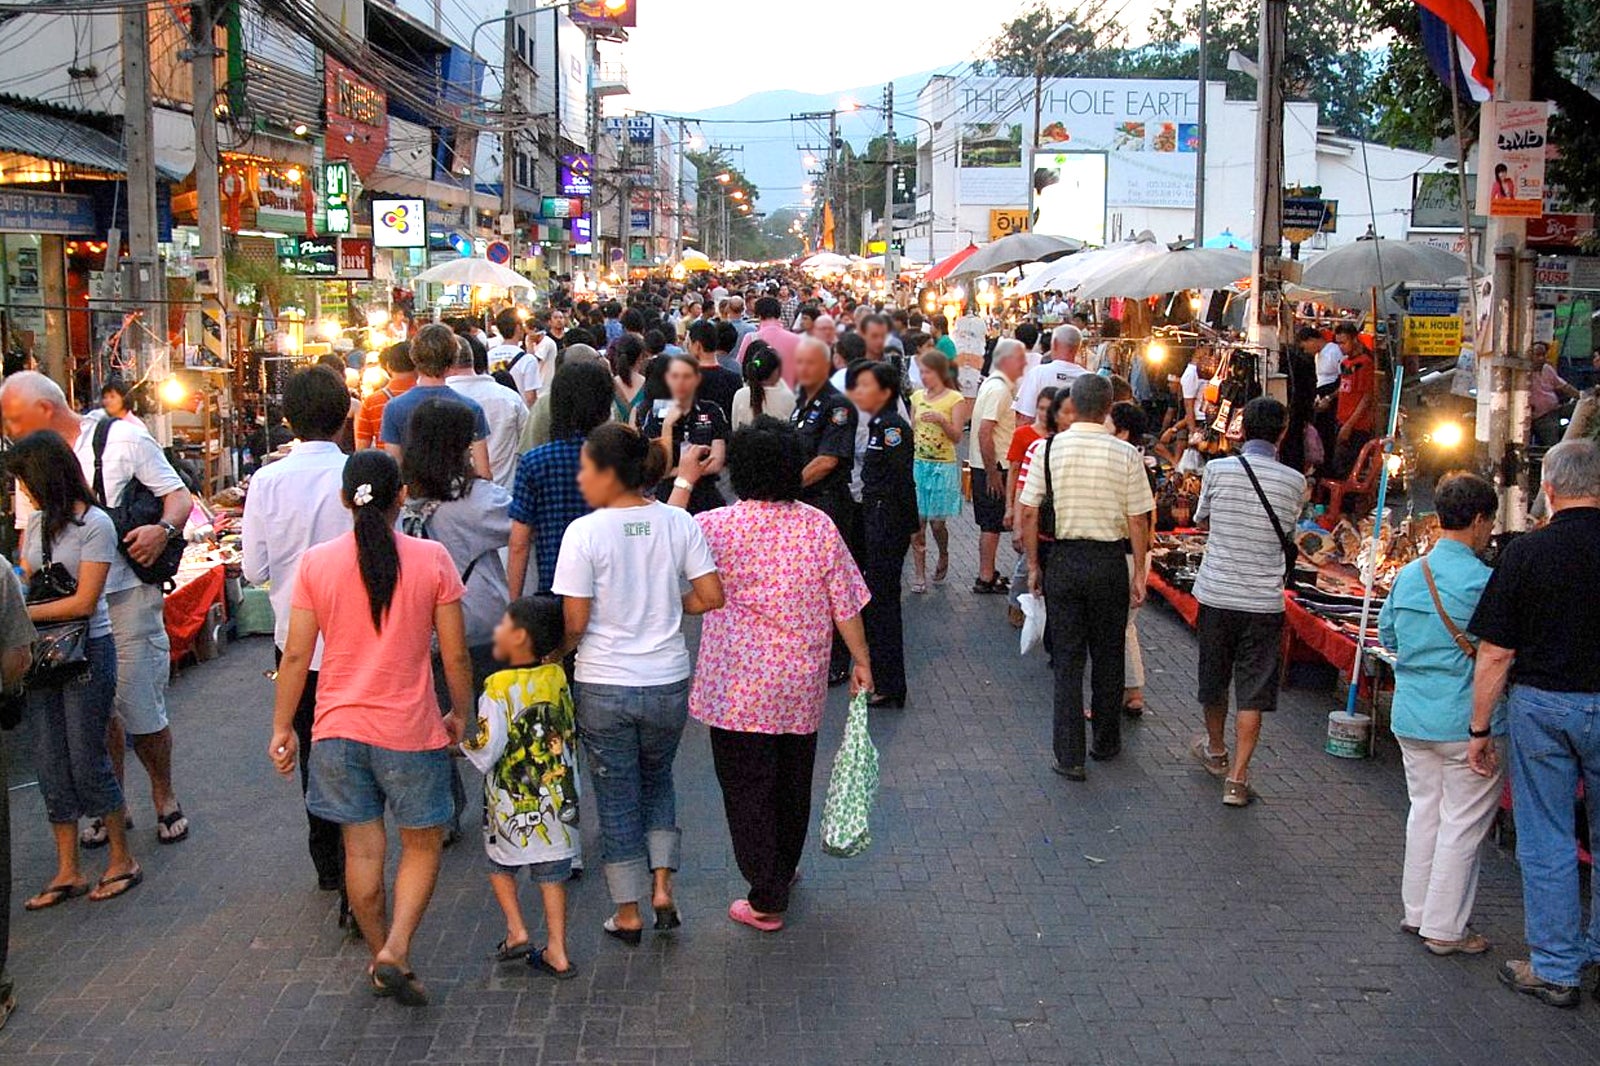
[0,370,195,845]
[1468,439,1600,1008]
[1013,323,1087,420]
[969,338,1028,592]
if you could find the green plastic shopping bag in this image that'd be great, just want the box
[820,692,879,857]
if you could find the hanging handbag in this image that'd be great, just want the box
[1236,454,1299,589]
[24,532,91,689]
[1420,558,1477,659]
[91,419,184,587]
[819,692,880,858]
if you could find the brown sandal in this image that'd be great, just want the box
[88,866,142,902]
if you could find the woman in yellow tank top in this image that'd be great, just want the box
[908,351,968,593]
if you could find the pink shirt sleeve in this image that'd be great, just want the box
[823,521,872,623]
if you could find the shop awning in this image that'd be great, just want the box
[0,100,187,181]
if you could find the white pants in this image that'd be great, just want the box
[1124,555,1145,690]
[1398,735,1504,941]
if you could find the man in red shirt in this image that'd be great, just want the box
[1333,323,1376,477]
[354,341,415,450]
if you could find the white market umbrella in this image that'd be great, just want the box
[801,252,853,271]
[1300,237,1470,291]
[955,232,1083,278]
[1075,247,1251,300]
[412,258,533,290]
[1016,239,1165,297]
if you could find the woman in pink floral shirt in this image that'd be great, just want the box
[670,416,872,932]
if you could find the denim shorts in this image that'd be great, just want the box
[306,738,454,829]
[487,856,573,883]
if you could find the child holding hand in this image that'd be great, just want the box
[460,596,580,979]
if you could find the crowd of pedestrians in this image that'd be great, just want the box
[2,270,1598,1027]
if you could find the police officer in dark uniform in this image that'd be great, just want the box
[791,337,859,685]
[849,361,918,708]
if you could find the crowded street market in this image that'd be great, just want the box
[0,0,1596,1063]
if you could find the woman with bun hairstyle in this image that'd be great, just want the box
[547,423,724,944]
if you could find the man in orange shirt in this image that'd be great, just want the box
[354,341,414,450]
[1333,324,1376,477]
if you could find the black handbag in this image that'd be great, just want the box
[91,418,184,586]
[1038,436,1057,537]
[24,533,91,689]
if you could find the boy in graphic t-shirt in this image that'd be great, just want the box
[460,596,580,980]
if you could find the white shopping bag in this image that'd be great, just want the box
[1018,592,1047,656]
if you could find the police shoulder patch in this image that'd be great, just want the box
[830,405,850,425]
[884,426,903,447]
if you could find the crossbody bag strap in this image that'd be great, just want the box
[91,417,112,506]
[1420,558,1478,659]
[1043,434,1055,512]
[1236,453,1295,573]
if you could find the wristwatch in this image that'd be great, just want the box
[1468,724,1492,739]
[158,520,181,541]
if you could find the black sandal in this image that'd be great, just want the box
[528,948,579,981]
[491,939,532,962]
[156,808,189,845]
[88,866,143,902]
[24,881,89,911]
[653,904,681,931]
[372,963,428,1007]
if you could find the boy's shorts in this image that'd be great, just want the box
[487,856,573,884]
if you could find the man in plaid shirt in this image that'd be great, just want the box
[778,285,800,332]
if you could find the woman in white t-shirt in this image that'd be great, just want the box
[549,422,723,945]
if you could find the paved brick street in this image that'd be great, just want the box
[3,527,1599,1066]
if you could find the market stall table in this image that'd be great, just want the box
[164,563,225,662]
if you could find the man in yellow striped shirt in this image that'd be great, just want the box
[1017,374,1155,780]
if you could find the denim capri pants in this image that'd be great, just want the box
[30,634,124,824]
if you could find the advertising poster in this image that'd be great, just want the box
[1478,101,1550,218]
[948,77,1198,208]
[372,198,426,248]
[1031,151,1107,245]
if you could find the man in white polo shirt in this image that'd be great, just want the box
[1013,324,1087,420]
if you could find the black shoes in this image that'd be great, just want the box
[867,693,906,709]
[1052,762,1087,781]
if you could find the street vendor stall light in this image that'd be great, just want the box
[365,309,389,329]
[158,377,188,408]
[284,167,302,184]
[1430,420,1464,448]
[1385,453,1404,477]
[1146,340,1169,364]
[316,319,342,341]
[292,123,309,137]
[361,363,386,393]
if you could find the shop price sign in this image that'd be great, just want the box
[1401,314,1462,358]
[323,161,352,234]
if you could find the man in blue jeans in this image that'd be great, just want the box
[1468,439,1600,1008]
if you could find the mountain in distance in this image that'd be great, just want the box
[676,67,951,214]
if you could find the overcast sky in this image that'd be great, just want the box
[617,0,1165,115]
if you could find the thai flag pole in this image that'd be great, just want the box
[1343,363,1406,734]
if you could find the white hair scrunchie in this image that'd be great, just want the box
[352,483,374,507]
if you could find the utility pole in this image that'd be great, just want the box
[882,81,898,279]
[674,118,687,257]
[826,109,839,251]
[501,7,516,241]
[121,2,159,386]
[1479,0,1536,530]
[1247,0,1287,364]
[190,0,228,378]
[1194,0,1208,245]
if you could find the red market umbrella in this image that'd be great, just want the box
[925,243,979,283]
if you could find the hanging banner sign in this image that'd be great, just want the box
[1402,314,1463,357]
[559,153,593,196]
[1478,101,1550,219]
[323,161,352,234]
[325,58,389,179]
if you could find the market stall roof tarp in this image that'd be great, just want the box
[925,244,979,283]
[412,258,534,290]
[1015,239,1165,297]
[1074,247,1251,300]
[800,251,853,272]
[1300,237,1470,291]
[955,232,1083,278]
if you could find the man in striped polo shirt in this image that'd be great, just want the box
[1018,374,1155,780]
[1190,397,1307,807]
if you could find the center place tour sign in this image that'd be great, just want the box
[942,77,1199,209]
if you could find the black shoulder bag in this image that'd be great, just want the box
[1038,436,1057,538]
[91,419,184,586]
[1235,453,1299,588]
[24,530,91,689]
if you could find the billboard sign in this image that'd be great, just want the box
[323,161,352,234]
[989,208,1029,240]
[372,198,426,248]
[324,58,388,178]
[1030,151,1107,245]
[631,208,652,233]
[559,153,593,196]
[1478,101,1550,219]
[948,77,1197,209]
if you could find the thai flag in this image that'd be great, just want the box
[1416,0,1494,103]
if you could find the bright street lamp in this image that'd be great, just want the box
[715,172,731,184]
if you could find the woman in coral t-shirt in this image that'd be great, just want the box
[268,449,474,1008]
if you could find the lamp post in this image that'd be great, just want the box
[1031,20,1075,151]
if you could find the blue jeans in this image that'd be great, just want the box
[29,634,123,824]
[574,679,688,905]
[1508,684,1600,985]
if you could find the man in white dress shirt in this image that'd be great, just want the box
[241,368,352,892]
[447,335,527,490]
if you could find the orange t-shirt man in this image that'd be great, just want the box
[354,372,416,450]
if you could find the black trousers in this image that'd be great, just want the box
[828,499,864,676]
[860,500,911,700]
[708,727,818,914]
[277,648,343,885]
[1045,540,1129,769]
[1,727,11,993]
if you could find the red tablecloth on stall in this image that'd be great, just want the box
[1146,571,1201,627]
[164,564,225,662]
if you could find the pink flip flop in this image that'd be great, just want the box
[728,899,784,932]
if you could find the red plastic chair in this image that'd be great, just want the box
[1317,437,1385,523]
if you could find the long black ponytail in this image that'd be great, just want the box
[344,449,403,631]
[743,340,780,418]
